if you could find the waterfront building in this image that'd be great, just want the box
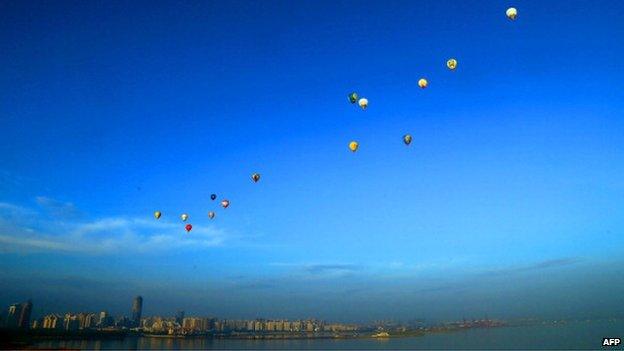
[83,313,97,329]
[19,300,32,328]
[182,317,210,331]
[175,310,185,325]
[131,296,143,327]
[4,300,32,328]
[98,311,110,327]
[6,304,20,327]
[115,315,129,328]
[42,314,62,329]
[63,314,79,331]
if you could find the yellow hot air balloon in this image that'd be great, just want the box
[447,58,457,70]
[154,211,161,220]
[506,7,517,20]
[181,213,189,222]
[358,98,368,110]
[349,141,359,152]
[418,78,428,89]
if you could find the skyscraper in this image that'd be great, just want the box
[131,296,143,327]
[5,300,32,328]
[18,300,32,328]
[175,310,185,325]
[6,304,20,327]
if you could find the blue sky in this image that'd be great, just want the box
[1,0,623,322]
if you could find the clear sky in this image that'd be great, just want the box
[1,0,623,322]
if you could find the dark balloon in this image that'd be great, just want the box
[403,134,412,145]
[185,224,192,232]
[211,194,217,200]
[252,173,260,183]
[348,92,358,104]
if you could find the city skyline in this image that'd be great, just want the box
[0,295,519,334]
[1,0,623,323]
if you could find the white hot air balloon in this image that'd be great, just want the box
[358,98,368,110]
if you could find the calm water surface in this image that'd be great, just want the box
[32,320,623,350]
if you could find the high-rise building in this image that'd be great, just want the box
[18,300,32,328]
[63,314,79,331]
[83,313,97,329]
[98,311,111,328]
[175,310,185,325]
[6,304,20,327]
[131,296,143,327]
[5,300,32,329]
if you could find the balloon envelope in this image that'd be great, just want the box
[447,58,457,70]
[221,199,230,208]
[252,173,260,182]
[418,78,428,89]
[208,211,215,219]
[403,134,412,145]
[154,211,161,220]
[181,213,189,221]
[185,224,192,232]
[506,7,517,20]
[210,194,217,200]
[349,141,359,152]
[348,92,358,104]
[358,98,368,110]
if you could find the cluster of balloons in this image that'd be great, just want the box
[347,7,517,153]
[348,92,369,110]
[152,7,519,234]
[153,173,259,233]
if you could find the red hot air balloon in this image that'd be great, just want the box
[221,199,230,209]
[185,224,192,233]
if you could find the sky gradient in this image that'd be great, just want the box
[1,0,623,322]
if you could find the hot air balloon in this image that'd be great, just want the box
[418,78,428,89]
[181,213,189,222]
[349,141,359,152]
[251,173,260,183]
[403,134,412,145]
[210,194,217,201]
[506,7,517,20]
[447,58,457,70]
[348,92,358,104]
[221,199,230,209]
[154,211,161,220]
[208,211,215,219]
[185,224,192,232]
[358,98,368,110]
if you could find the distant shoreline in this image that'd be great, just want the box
[4,318,619,348]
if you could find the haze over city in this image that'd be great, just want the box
[1,0,623,324]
